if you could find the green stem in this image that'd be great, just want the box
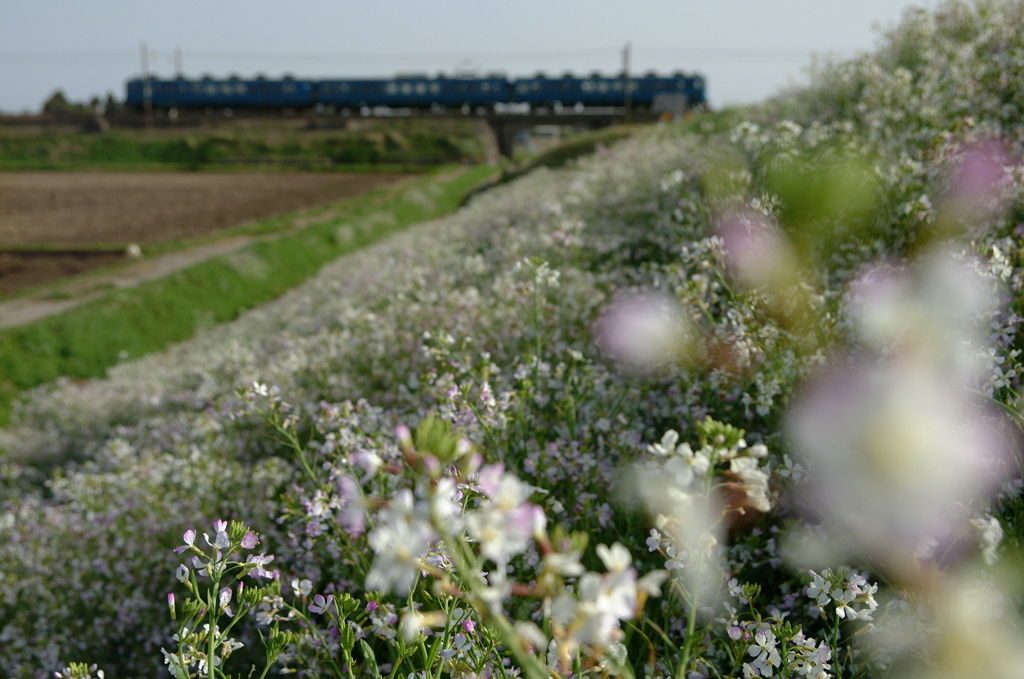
[207,583,219,679]
[432,509,548,679]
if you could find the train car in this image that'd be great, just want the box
[628,72,705,108]
[318,74,510,109]
[511,72,704,109]
[126,75,315,110]
[513,73,577,107]
[434,75,510,108]
[686,75,707,107]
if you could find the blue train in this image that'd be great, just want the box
[125,72,705,112]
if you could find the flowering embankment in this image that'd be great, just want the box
[4,1,1024,677]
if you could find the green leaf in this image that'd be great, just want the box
[359,640,382,679]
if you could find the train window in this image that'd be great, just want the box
[206,85,217,95]
[401,83,412,95]
[386,82,398,94]
[430,83,440,94]
[283,84,296,93]
[613,81,623,91]
[415,82,426,95]
[598,82,609,93]
[236,84,246,94]
[532,82,539,91]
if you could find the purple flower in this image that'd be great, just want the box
[204,521,230,551]
[240,531,258,550]
[173,529,196,554]
[218,586,234,618]
[245,552,276,579]
[175,564,189,584]
[308,594,334,615]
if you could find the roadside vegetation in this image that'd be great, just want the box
[4,2,1024,678]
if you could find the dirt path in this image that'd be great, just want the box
[0,236,258,329]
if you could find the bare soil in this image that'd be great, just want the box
[0,171,412,296]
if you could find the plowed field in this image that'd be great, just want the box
[0,171,412,295]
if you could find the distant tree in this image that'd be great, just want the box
[42,89,71,113]
[42,89,92,115]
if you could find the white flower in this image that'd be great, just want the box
[596,542,632,572]
[971,514,1004,566]
[745,628,782,678]
[366,489,437,595]
[465,466,544,568]
[729,457,772,513]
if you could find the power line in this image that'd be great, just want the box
[0,45,857,65]
[0,50,134,62]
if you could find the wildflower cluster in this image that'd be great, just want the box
[163,520,283,678]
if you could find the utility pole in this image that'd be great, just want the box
[174,47,183,77]
[141,41,153,130]
[622,41,632,124]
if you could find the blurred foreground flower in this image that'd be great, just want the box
[939,138,1015,234]
[844,248,997,384]
[715,208,799,290]
[629,421,772,610]
[788,247,1015,578]
[595,290,696,371]
[866,571,1024,679]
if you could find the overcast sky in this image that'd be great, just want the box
[0,0,945,114]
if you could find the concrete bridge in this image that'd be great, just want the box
[474,109,662,158]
